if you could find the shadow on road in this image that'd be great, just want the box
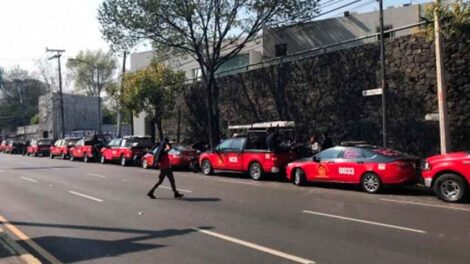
[1,221,213,263]
[155,197,221,202]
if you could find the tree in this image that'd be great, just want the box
[424,0,470,40]
[67,49,118,133]
[98,0,319,147]
[66,49,117,96]
[122,62,184,142]
[0,67,47,129]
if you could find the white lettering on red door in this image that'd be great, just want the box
[338,167,355,175]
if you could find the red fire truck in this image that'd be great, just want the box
[199,121,298,180]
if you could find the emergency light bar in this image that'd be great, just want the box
[228,121,295,130]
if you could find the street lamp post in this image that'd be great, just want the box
[378,0,388,148]
[46,48,66,139]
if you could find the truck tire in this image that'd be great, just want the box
[61,153,66,160]
[83,154,89,163]
[49,152,54,159]
[293,168,307,186]
[120,155,127,166]
[434,173,468,203]
[249,162,264,181]
[201,160,213,175]
[100,155,106,164]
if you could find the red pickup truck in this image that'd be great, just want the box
[421,151,470,202]
[69,137,106,163]
[199,137,297,180]
[100,136,153,166]
[49,137,80,159]
[27,139,53,157]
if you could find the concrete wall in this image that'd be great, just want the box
[263,4,426,59]
[183,32,470,156]
[38,93,100,139]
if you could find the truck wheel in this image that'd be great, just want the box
[61,153,66,160]
[120,155,127,166]
[100,155,106,164]
[293,168,306,186]
[434,173,468,203]
[201,160,213,175]
[33,152,37,157]
[142,159,149,169]
[70,155,75,161]
[249,162,264,181]
[83,154,89,163]
[49,152,54,159]
[361,173,382,193]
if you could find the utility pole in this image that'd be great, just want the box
[434,0,450,154]
[46,48,66,139]
[117,51,127,137]
[378,0,388,147]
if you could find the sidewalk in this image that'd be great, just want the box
[0,227,41,264]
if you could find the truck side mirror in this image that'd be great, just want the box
[313,156,320,162]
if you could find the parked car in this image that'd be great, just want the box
[100,136,153,166]
[285,144,419,193]
[141,144,199,170]
[4,140,25,154]
[0,140,8,152]
[421,151,470,202]
[199,139,297,180]
[27,139,53,156]
[69,137,106,162]
[49,137,80,159]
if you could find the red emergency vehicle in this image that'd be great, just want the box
[421,151,470,202]
[27,139,53,157]
[199,121,298,180]
[286,143,419,193]
[141,145,199,169]
[0,140,7,152]
[49,138,80,159]
[100,136,153,166]
[69,137,106,162]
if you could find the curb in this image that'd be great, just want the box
[0,227,41,264]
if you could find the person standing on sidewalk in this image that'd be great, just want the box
[147,137,184,199]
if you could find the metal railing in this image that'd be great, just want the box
[185,21,429,84]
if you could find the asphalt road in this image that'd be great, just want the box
[1,153,470,264]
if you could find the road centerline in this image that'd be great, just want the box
[380,198,470,212]
[302,210,426,234]
[86,173,106,178]
[20,176,38,183]
[69,191,104,203]
[193,227,316,264]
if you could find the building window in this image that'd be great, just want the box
[274,44,288,57]
[376,25,394,40]
[192,68,202,81]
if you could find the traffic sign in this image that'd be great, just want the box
[362,88,383,96]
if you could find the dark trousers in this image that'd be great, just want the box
[148,168,177,194]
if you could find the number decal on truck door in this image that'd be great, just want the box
[229,157,238,163]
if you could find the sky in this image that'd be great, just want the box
[0,0,432,74]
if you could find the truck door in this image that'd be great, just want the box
[212,139,232,170]
[226,138,246,171]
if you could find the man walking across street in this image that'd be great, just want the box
[147,137,184,199]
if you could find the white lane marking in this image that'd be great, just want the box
[193,227,315,264]
[0,170,5,173]
[302,210,426,234]
[86,173,106,178]
[69,191,103,202]
[20,162,29,165]
[217,178,260,186]
[160,186,193,193]
[381,198,470,212]
[20,177,38,183]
